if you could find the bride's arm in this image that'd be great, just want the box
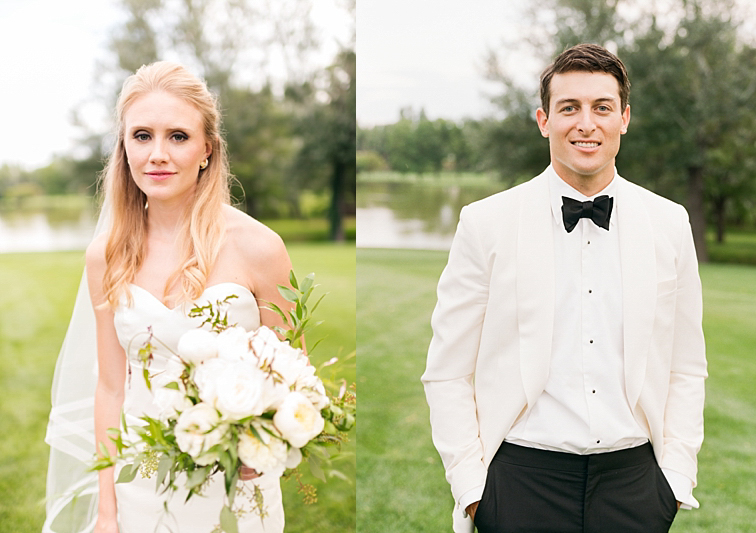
[248,233,294,335]
[86,237,127,531]
[228,212,294,335]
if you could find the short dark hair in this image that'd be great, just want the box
[540,43,631,114]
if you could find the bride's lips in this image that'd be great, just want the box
[146,171,175,181]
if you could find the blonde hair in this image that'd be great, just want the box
[101,61,230,308]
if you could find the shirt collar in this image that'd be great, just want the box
[547,165,619,230]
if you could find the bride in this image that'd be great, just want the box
[45,61,291,532]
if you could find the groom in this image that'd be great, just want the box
[422,44,707,533]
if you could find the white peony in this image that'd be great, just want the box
[174,403,226,465]
[216,327,251,362]
[273,392,325,448]
[193,357,230,407]
[215,361,267,420]
[177,329,218,365]
[237,425,289,477]
[285,446,303,469]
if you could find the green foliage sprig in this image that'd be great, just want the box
[265,271,326,351]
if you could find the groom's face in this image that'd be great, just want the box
[536,71,631,186]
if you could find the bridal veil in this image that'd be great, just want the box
[43,203,110,533]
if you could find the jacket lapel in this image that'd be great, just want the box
[516,172,555,407]
[617,177,657,408]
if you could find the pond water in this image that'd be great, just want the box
[0,202,97,253]
[356,180,504,250]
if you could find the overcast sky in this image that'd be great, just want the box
[357,0,539,127]
[1,0,352,170]
[4,0,538,168]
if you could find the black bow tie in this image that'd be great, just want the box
[561,195,614,233]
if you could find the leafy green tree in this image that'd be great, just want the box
[485,0,756,261]
[291,48,356,240]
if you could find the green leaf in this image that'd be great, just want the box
[224,468,240,501]
[288,270,299,290]
[142,368,152,391]
[247,425,264,443]
[310,293,327,314]
[220,505,239,533]
[163,381,180,391]
[307,454,326,482]
[278,285,299,303]
[186,466,210,491]
[263,301,290,325]
[98,442,109,459]
[300,273,314,297]
[309,337,325,353]
[116,463,138,484]
[156,454,172,488]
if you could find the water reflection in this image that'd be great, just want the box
[0,202,97,253]
[357,180,503,250]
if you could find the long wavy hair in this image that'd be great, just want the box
[101,61,230,308]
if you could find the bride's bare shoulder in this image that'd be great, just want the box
[85,232,108,277]
[222,204,288,263]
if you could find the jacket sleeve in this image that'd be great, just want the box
[660,206,707,490]
[422,205,490,514]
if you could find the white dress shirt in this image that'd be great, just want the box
[459,167,696,513]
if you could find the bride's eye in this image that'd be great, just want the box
[171,132,188,142]
[134,132,151,142]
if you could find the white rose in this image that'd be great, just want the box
[193,357,230,407]
[216,327,251,362]
[273,392,325,448]
[153,385,192,421]
[295,376,330,410]
[151,357,191,420]
[237,426,289,477]
[215,361,267,420]
[260,376,290,412]
[248,326,283,366]
[270,347,310,386]
[177,329,218,364]
[175,403,226,465]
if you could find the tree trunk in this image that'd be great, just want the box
[329,159,345,242]
[714,196,726,244]
[687,165,709,263]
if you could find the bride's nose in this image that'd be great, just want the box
[149,139,169,164]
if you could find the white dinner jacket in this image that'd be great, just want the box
[422,168,707,533]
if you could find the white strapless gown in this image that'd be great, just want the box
[113,282,284,533]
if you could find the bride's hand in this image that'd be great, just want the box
[240,466,261,481]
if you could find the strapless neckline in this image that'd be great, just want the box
[129,282,255,311]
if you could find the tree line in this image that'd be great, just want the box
[359,0,756,261]
[1,0,355,241]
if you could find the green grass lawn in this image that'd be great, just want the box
[707,230,756,265]
[357,248,756,532]
[0,243,355,533]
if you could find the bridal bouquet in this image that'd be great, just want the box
[93,272,356,533]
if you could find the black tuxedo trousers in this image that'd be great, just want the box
[473,442,678,533]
